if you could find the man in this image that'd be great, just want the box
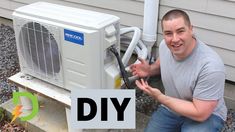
[131,9,227,132]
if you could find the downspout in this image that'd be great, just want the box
[142,0,160,58]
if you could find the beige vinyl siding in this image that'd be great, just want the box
[0,0,13,18]
[160,0,235,19]
[1,0,144,27]
[1,0,235,82]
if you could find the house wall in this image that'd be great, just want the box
[1,0,235,82]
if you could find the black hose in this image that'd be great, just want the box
[109,46,131,89]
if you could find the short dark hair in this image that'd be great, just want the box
[161,9,191,30]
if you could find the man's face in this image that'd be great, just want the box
[162,17,194,60]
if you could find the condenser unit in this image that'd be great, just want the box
[13,2,121,91]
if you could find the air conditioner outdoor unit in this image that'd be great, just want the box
[13,2,121,91]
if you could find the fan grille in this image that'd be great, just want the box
[19,22,61,76]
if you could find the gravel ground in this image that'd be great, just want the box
[135,76,163,116]
[222,109,235,132]
[0,24,19,104]
[0,24,235,131]
[0,24,22,131]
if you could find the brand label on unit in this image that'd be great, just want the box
[64,29,84,45]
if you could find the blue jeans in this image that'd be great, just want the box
[145,106,225,132]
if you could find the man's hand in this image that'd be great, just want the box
[130,58,150,78]
[136,78,218,122]
[135,79,162,100]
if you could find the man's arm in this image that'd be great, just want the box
[158,94,218,122]
[149,57,161,76]
[136,79,217,122]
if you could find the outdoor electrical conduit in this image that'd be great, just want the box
[120,27,142,67]
[120,0,159,65]
[120,36,148,65]
[142,0,159,58]
[119,0,159,83]
[120,27,148,83]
